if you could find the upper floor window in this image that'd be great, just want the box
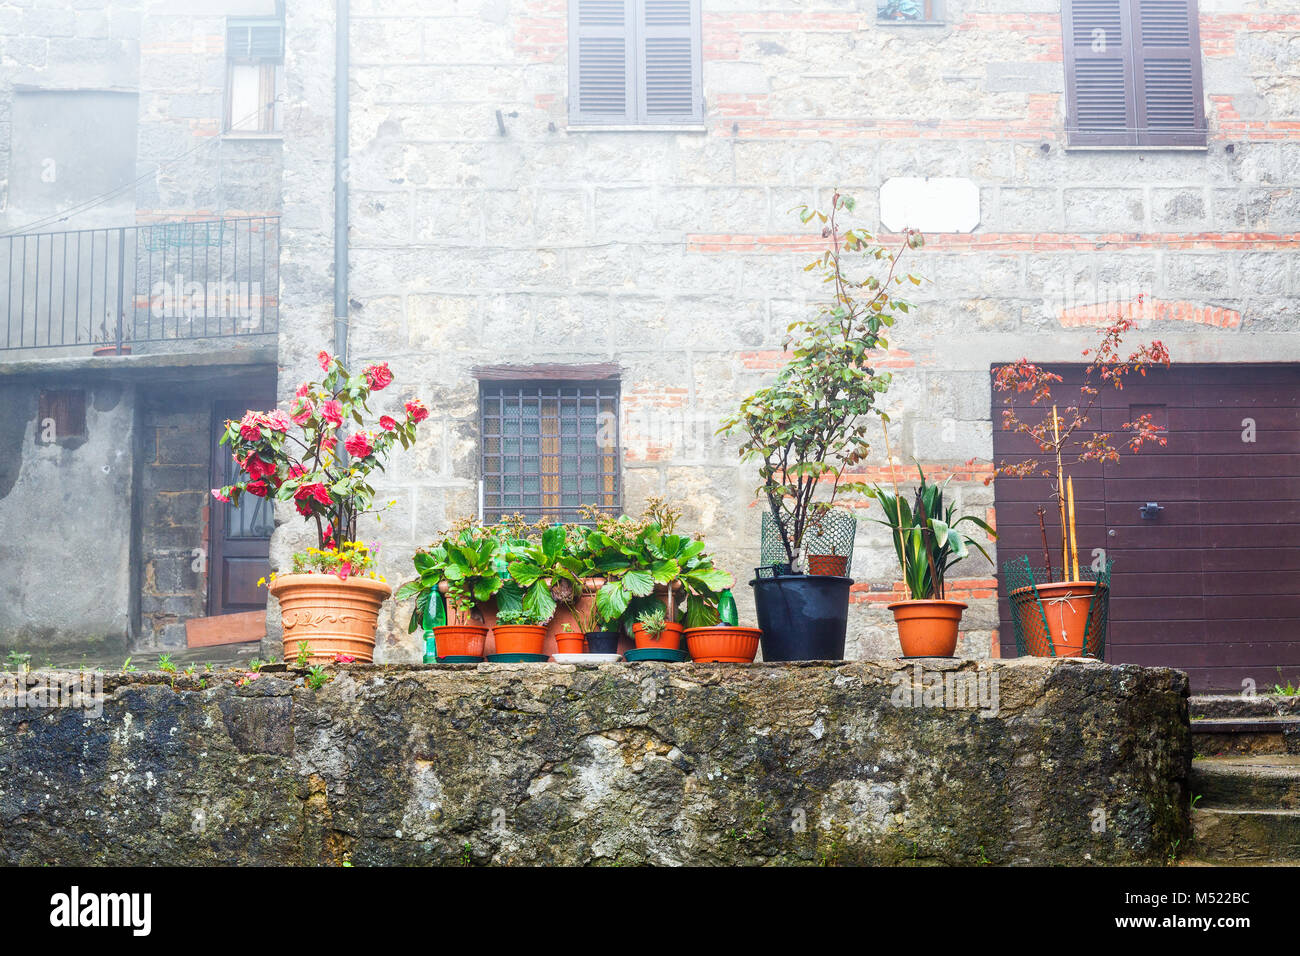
[568,0,703,126]
[878,0,943,23]
[1063,0,1206,147]
[480,378,621,523]
[225,17,284,134]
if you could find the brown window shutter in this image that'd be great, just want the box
[1131,0,1206,146]
[1063,0,1137,146]
[568,0,637,124]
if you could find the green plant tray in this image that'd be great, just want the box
[433,656,484,664]
[486,653,549,663]
[623,648,689,663]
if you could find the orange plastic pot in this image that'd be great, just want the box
[432,624,488,659]
[685,626,761,663]
[632,621,684,650]
[1012,581,1099,657]
[887,599,967,657]
[492,624,548,656]
[270,572,392,664]
[807,554,849,576]
[554,632,586,654]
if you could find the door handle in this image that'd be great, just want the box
[1139,502,1164,519]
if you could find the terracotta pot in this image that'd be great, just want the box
[270,572,391,664]
[807,554,849,576]
[432,624,488,659]
[493,624,547,656]
[1011,581,1100,657]
[685,626,761,663]
[554,632,586,654]
[632,621,684,650]
[888,599,967,657]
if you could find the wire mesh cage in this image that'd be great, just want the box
[761,509,856,577]
[1004,555,1112,658]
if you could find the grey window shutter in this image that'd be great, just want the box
[228,19,284,60]
[1062,0,1136,146]
[638,0,702,123]
[569,0,636,124]
[1132,0,1206,145]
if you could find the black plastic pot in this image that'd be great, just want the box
[750,574,852,661]
[586,631,620,655]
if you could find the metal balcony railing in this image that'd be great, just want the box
[0,216,280,352]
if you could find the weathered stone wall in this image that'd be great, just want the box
[0,658,1191,865]
[277,0,1300,664]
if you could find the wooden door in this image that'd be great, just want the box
[993,364,1300,691]
[208,400,273,616]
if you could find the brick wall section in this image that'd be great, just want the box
[279,0,1300,662]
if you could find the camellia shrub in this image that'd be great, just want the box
[212,350,429,575]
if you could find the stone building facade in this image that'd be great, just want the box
[1,0,1297,685]
[278,0,1300,673]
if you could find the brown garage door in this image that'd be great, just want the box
[992,364,1300,691]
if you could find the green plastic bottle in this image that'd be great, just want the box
[422,589,447,663]
[717,589,739,627]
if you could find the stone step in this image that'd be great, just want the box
[1192,716,1300,756]
[1191,755,1300,810]
[1190,807,1300,864]
[1190,694,1300,720]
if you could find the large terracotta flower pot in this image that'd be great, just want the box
[492,624,547,656]
[685,626,761,663]
[1011,580,1100,657]
[432,624,488,659]
[632,621,684,650]
[270,572,391,664]
[888,599,967,657]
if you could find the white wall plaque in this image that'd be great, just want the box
[879,177,980,233]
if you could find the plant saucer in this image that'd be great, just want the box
[552,653,621,664]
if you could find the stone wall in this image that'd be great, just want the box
[277,0,1300,663]
[0,658,1191,865]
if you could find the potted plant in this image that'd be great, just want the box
[554,623,587,655]
[397,528,508,660]
[720,191,922,660]
[492,605,551,656]
[991,315,1171,658]
[215,350,426,663]
[565,588,618,654]
[683,617,762,663]
[867,464,995,657]
[632,607,684,650]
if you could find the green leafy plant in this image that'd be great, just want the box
[1273,669,1299,696]
[866,465,996,600]
[634,607,667,638]
[295,642,311,668]
[306,665,330,690]
[498,524,583,624]
[121,657,137,674]
[495,605,550,627]
[157,654,176,674]
[396,528,508,628]
[720,192,922,570]
[5,650,31,672]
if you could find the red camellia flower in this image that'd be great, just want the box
[318,350,332,371]
[334,654,355,664]
[294,483,332,509]
[211,488,231,503]
[320,435,338,453]
[322,400,343,428]
[265,409,291,433]
[290,397,314,425]
[287,463,306,480]
[363,362,393,391]
[404,399,429,423]
[379,415,398,432]
[245,455,275,480]
[296,382,311,398]
[239,418,263,442]
[345,431,373,458]
[246,480,269,497]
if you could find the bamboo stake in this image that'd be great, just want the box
[1052,404,1067,578]
[1067,476,1080,582]
[881,421,908,585]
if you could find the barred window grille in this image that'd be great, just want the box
[481,382,621,523]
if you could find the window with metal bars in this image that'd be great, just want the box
[480,381,621,523]
[1062,0,1206,147]
[225,17,284,134]
[568,0,703,126]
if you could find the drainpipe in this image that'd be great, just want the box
[333,0,350,365]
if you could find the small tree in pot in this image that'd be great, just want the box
[719,191,922,660]
[990,314,1171,657]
